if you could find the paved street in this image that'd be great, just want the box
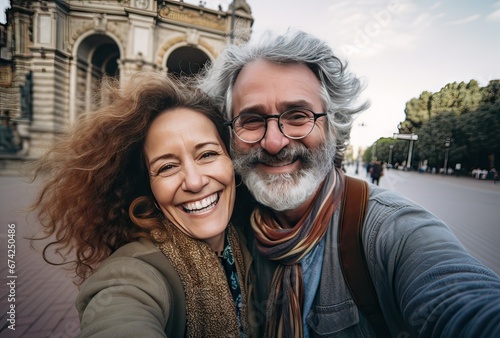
[1,167,499,337]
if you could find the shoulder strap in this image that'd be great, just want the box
[338,176,391,337]
[140,251,186,338]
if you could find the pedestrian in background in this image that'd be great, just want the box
[370,160,383,186]
[491,167,498,184]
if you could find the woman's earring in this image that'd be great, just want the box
[154,201,161,210]
[235,175,243,188]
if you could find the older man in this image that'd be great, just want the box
[200,29,500,338]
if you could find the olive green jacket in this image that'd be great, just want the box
[76,236,258,337]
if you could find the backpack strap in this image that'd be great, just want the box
[338,176,391,337]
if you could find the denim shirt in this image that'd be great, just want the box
[301,236,325,338]
[246,183,500,337]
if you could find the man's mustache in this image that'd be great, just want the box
[235,145,311,167]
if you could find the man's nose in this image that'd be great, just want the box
[260,118,290,154]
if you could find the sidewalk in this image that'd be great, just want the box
[344,163,500,193]
[0,176,79,338]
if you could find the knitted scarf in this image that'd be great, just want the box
[250,169,344,338]
[155,223,248,337]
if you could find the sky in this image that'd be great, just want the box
[0,0,6,24]
[1,0,499,149]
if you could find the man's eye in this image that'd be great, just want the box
[239,116,264,131]
[284,111,311,123]
[243,117,263,124]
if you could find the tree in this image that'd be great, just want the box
[401,91,433,133]
[400,80,486,132]
[398,79,499,172]
[414,112,457,170]
[460,103,500,169]
[363,138,407,168]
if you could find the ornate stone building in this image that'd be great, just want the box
[0,0,253,174]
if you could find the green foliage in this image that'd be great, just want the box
[363,138,406,167]
[398,79,500,172]
[362,146,372,164]
[414,112,457,167]
[402,80,485,134]
[402,91,433,133]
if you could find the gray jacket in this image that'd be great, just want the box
[243,184,500,337]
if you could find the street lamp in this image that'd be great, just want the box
[443,137,451,175]
[388,144,394,168]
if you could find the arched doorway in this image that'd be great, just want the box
[73,34,120,116]
[167,46,210,76]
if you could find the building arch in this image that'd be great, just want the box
[167,46,210,76]
[157,37,217,76]
[69,31,123,123]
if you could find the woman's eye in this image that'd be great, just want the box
[158,164,175,174]
[201,151,219,159]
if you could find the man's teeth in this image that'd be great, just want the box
[182,193,219,213]
[263,158,297,167]
[268,160,294,167]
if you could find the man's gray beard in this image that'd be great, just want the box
[232,137,337,211]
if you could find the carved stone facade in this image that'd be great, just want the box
[0,0,253,174]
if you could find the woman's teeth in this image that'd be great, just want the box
[182,193,219,213]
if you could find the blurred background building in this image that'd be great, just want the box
[0,0,253,174]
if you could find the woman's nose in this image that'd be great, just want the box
[181,162,209,192]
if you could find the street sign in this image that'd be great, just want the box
[393,133,418,141]
[393,133,418,170]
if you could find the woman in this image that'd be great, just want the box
[30,71,254,337]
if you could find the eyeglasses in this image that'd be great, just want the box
[225,108,327,143]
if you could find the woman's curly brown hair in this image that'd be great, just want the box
[29,71,230,285]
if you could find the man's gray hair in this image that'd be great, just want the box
[199,29,369,167]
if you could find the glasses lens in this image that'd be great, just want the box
[234,114,266,142]
[281,109,315,139]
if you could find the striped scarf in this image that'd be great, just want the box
[250,169,344,338]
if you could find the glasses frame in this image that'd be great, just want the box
[224,107,327,144]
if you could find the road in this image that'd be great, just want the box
[347,164,500,276]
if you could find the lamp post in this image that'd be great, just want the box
[443,137,451,175]
[388,144,394,168]
[355,121,366,174]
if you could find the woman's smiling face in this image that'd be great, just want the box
[144,108,235,251]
